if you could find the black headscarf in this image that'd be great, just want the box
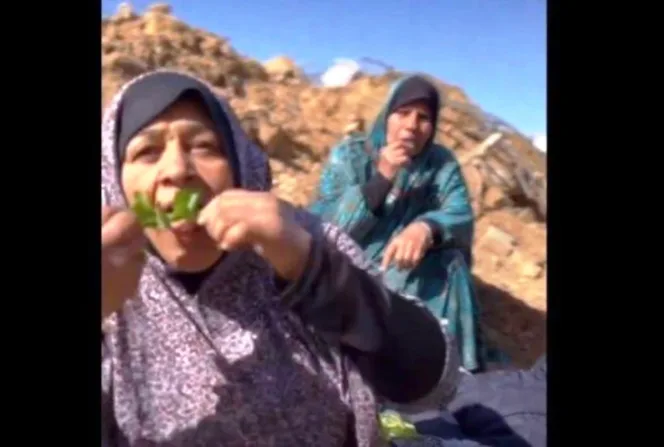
[115,72,240,293]
[387,75,441,147]
[115,72,241,185]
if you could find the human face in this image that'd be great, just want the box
[121,97,233,272]
[385,100,434,156]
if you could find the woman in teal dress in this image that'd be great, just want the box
[310,74,487,372]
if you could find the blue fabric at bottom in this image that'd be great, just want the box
[413,356,547,447]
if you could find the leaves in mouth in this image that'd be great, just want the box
[131,188,203,229]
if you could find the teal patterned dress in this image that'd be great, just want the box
[309,75,486,372]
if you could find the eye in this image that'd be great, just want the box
[417,112,432,123]
[193,140,216,150]
[132,145,162,162]
[191,138,221,156]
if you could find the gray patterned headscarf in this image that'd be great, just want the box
[101,70,383,446]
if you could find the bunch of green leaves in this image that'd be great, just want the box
[379,411,419,441]
[132,188,203,229]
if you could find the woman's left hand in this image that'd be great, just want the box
[381,221,433,271]
[197,189,312,281]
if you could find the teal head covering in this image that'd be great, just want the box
[365,74,443,193]
[367,74,441,157]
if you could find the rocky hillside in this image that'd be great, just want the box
[102,3,547,366]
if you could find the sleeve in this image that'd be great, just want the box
[416,159,474,250]
[308,144,389,240]
[281,221,458,404]
[102,335,117,446]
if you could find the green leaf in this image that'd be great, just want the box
[130,189,203,229]
[132,192,158,228]
[168,188,202,222]
[155,208,171,229]
[379,412,419,441]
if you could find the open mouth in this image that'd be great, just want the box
[132,188,204,230]
[156,203,174,215]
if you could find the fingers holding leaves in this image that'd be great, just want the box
[220,221,253,252]
[102,205,116,224]
[200,214,253,252]
[195,190,309,280]
[197,190,286,247]
[102,209,144,248]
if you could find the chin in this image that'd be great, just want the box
[153,234,222,273]
[168,249,221,273]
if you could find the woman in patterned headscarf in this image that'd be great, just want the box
[310,75,486,373]
[101,70,461,446]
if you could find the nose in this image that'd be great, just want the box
[403,111,418,130]
[158,138,192,186]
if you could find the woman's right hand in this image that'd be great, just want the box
[377,141,412,180]
[102,206,147,322]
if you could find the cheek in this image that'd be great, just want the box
[386,116,401,142]
[198,159,234,193]
[120,164,157,203]
[420,123,434,141]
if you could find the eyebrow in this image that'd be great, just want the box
[133,128,165,140]
[134,121,214,139]
[396,106,430,117]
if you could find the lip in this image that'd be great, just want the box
[156,192,209,217]
[170,222,204,244]
[171,220,199,234]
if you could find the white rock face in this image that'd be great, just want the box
[320,59,361,87]
[533,134,547,153]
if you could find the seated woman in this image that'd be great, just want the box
[310,74,486,372]
[101,70,461,446]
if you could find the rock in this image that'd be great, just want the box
[143,12,168,35]
[263,56,303,82]
[461,164,484,217]
[115,2,136,21]
[514,207,539,223]
[484,185,511,210]
[510,250,545,279]
[200,36,224,57]
[257,121,295,158]
[490,255,505,270]
[462,164,483,197]
[143,6,184,36]
[521,261,544,279]
[483,156,518,192]
[477,225,517,258]
[147,3,172,15]
[103,53,148,78]
[343,114,365,136]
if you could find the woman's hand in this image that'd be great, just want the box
[102,206,147,321]
[377,141,412,180]
[197,190,312,281]
[381,221,433,271]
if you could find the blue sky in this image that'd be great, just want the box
[102,0,546,137]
